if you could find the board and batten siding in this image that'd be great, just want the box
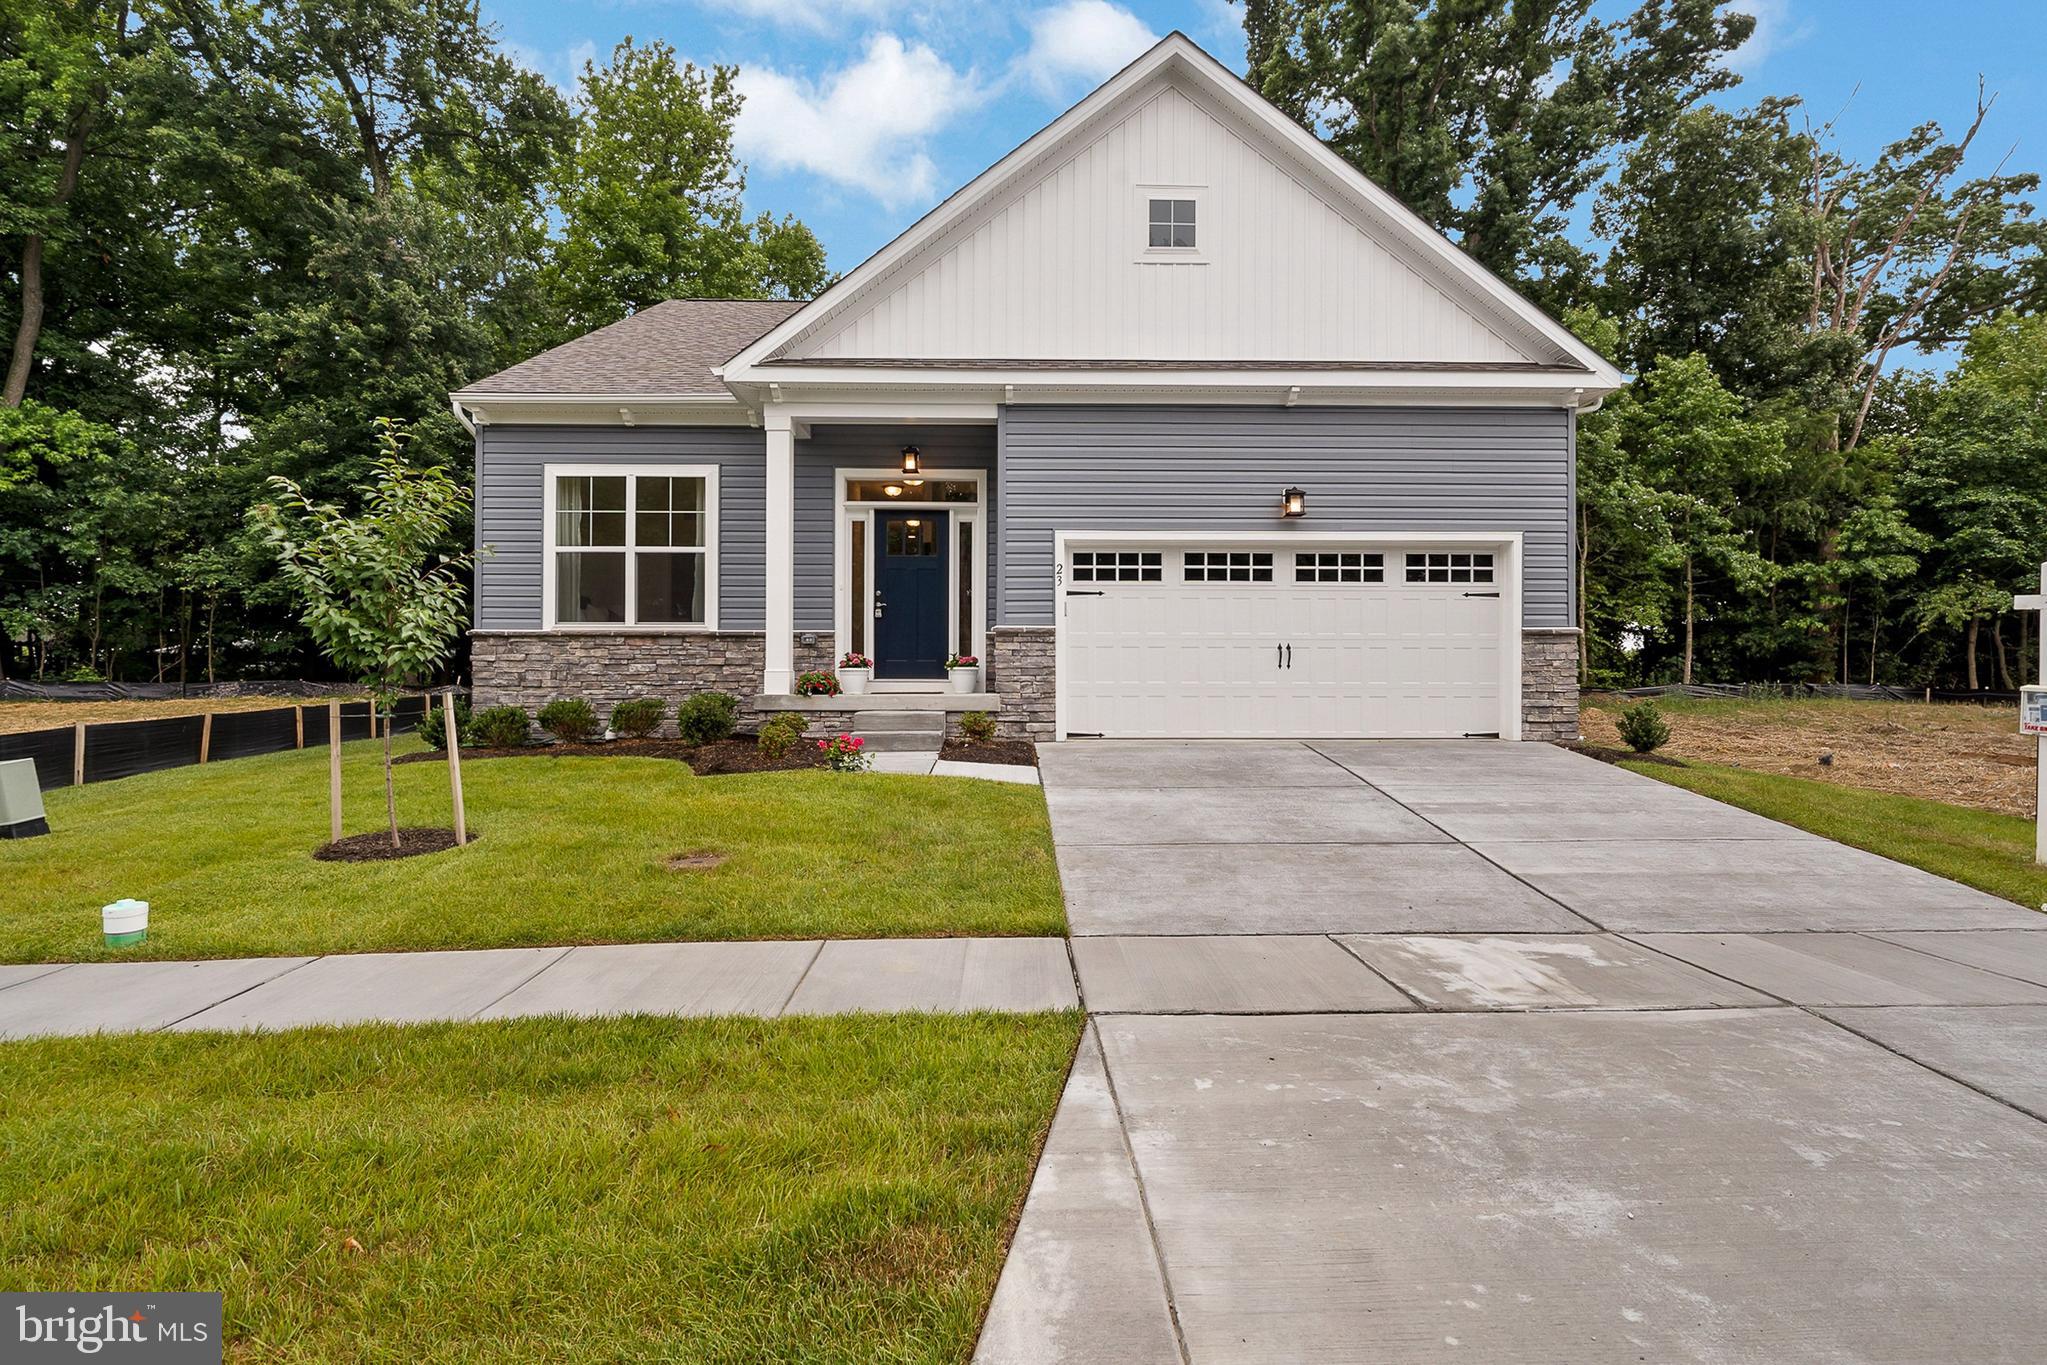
[995,405,1574,629]
[474,425,766,631]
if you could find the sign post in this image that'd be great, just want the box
[2015,562,2047,866]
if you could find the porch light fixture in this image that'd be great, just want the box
[883,483,904,497]
[900,445,922,474]
[1281,486,1307,518]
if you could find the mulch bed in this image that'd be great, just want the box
[938,738,1039,767]
[394,734,823,775]
[1559,740,1687,768]
[314,827,477,862]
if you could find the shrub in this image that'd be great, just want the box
[1616,701,1671,754]
[610,697,667,739]
[757,711,807,760]
[468,705,532,748]
[956,710,998,744]
[537,698,599,744]
[817,733,869,772]
[416,695,472,750]
[795,671,841,697]
[675,691,740,745]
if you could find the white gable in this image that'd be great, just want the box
[774,80,1555,366]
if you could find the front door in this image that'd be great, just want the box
[874,511,949,679]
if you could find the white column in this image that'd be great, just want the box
[763,412,796,695]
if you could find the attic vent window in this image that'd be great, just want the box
[1148,198,1196,249]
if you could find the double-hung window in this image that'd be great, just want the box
[548,467,717,627]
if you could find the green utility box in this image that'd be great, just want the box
[0,757,50,839]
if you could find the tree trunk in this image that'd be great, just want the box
[383,709,400,849]
[2,65,102,406]
[1682,556,1696,686]
[1841,588,1851,684]
[1965,617,1981,692]
[1993,617,2016,692]
[1869,602,1881,686]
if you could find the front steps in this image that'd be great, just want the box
[850,710,947,753]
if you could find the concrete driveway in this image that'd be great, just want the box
[979,740,2047,1363]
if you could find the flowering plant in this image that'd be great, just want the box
[817,733,870,772]
[794,670,841,697]
[945,654,979,669]
[837,652,873,669]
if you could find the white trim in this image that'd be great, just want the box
[833,467,987,677]
[722,34,1624,393]
[1050,528,1523,741]
[764,420,795,693]
[540,463,720,632]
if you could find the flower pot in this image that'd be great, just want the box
[947,666,980,695]
[102,898,148,947]
[839,667,871,696]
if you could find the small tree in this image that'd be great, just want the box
[250,420,475,849]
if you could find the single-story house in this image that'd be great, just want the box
[452,32,1623,742]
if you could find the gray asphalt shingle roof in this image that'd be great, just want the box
[455,298,807,398]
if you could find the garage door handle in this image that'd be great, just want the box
[1066,589,1106,597]
[1285,644,1292,669]
[1463,591,1500,598]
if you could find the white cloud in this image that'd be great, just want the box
[1725,0,1813,76]
[718,0,898,36]
[735,35,981,207]
[1019,0,1159,98]
[1198,0,1249,72]
[505,38,596,93]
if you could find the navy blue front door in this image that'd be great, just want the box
[874,511,948,679]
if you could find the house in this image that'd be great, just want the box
[451,32,1624,743]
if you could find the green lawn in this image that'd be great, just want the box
[0,741,1065,963]
[0,1012,1080,1363]
[1625,759,2047,910]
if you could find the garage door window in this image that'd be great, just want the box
[1184,551,1272,583]
[1295,552,1383,583]
[1073,550,1162,583]
[1405,551,1493,584]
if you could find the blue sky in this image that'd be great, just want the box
[483,0,2046,284]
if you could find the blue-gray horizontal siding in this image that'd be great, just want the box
[474,425,766,630]
[996,405,1574,628]
[795,424,997,633]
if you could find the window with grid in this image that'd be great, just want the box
[1184,550,1273,583]
[1403,551,1494,584]
[1072,550,1162,583]
[551,470,712,626]
[1294,552,1384,583]
[1147,198,1197,249]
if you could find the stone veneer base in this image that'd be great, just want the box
[1520,627,1581,742]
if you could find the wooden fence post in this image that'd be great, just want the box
[327,699,343,845]
[443,690,467,847]
[72,721,85,786]
[295,706,304,749]
[199,712,213,764]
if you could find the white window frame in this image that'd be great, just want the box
[834,467,986,686]
[1134,184,1208,264]
[541,463,720,631]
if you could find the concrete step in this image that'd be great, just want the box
[851,711,948,734]
[850,730,945,753]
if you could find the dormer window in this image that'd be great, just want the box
[1148,197,1196,249]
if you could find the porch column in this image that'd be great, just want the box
[763,411,795,695]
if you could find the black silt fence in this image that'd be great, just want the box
[0,696,437,793]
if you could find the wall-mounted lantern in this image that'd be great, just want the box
[1281,486,1307,518]
[900,445,922,474]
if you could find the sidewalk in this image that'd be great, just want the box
[0,937,1078,1039]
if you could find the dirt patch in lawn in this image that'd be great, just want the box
[665,851,729,872]
[1580,698,2033,817]
[394,735,825,775]
[938,738,1039,767]
[315,828,475,862]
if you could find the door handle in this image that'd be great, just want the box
[1277,644,1283,669]
[873,590,886,619]
[1285,644,1293,669]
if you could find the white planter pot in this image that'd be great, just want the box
[839,668,871,696]
[948,666,981,695]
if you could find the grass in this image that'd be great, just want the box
[0,740,1065,963]
[1625,758,2047,910]
[0,1012,1081,1363]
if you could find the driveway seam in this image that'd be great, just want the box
[1851,930,2047,990]
[0,964,73,994]
[1799,1004,2047,1125]
[773,940,829,1016]
[1324,934,1434,1010]
[1089,1019,1194,1365]
[155,955,324,1033]
[469,946,578,1019]
[1300,742,1609,933]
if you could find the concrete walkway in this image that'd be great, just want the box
[978,740,2047,1363]
[0,937,1077,1039]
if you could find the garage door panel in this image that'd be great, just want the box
[1065,541,1510,739]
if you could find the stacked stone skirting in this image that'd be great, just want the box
[1520,627,1581,742]
[988,627,1056,742]
[470,631,832,734]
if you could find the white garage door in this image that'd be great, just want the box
[1062,542,1510,739]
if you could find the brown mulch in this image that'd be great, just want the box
[394,734,824,775]
[1560,740,1686,768]
[1580,698,2034,817]
[938,738,1039,767]
[314,827,475,862]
